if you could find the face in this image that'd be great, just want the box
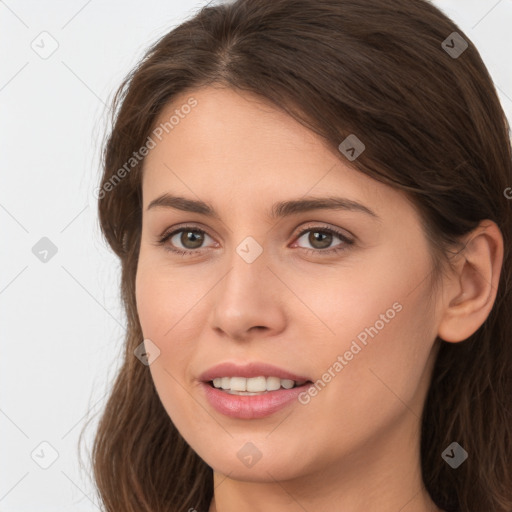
[135,86,442,482]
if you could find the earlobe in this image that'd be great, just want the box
[437,220,503,343]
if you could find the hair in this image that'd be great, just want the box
[84,0,512,510]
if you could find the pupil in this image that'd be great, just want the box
[310,231,331,249]
[182,230,203,249]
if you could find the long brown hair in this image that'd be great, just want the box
[83,0,512,510]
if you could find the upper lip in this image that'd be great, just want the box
[198,362,312,383]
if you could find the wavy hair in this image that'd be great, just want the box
[84,0,512,510]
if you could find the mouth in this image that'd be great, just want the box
[206,376,312,395]
[198,362,314,418]
[200,377,314,419]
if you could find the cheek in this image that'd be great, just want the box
[136,267,186,355]
[135,259,188,340]
[293,245,437,433]
[136,255,159,330]
[135,260,202,409]
[135,267,197,436]
[340,288,435,420]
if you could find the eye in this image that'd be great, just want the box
[292,225,354,255]
[155,223,354,257]
[156,225,216,256]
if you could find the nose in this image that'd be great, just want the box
[209,240,287,342]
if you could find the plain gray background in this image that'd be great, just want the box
[1,0,511,510]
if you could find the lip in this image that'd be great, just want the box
[198,361,311,383]
[200,381,313,419]
[198,361,313,420]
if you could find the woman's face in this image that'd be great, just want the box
[136,86,443,483]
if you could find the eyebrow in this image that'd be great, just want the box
[146,193,379,220]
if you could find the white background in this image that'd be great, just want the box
[1,1,511,510]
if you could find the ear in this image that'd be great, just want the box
[437,220,504,343]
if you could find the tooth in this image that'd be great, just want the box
[280,379,295,389]
[230,376,247,391]
[266,376,281,391]
[212,376,303,392]
[246,376,267,392]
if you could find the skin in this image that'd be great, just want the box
[135,86,503,512]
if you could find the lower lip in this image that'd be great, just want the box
[200,381,312,419]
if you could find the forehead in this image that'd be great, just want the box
[144,86,333,172]
[140,86,407,221]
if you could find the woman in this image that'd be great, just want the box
[88,0,512,510]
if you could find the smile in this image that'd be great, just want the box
[211,375,308,395]
[201,379,313,419]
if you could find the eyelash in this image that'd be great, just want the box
[155,224,354,257]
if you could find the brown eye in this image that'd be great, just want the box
[157,226,215,255]
[305,230,334,249]
[175,230,205,250]
[295,227,352,253]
